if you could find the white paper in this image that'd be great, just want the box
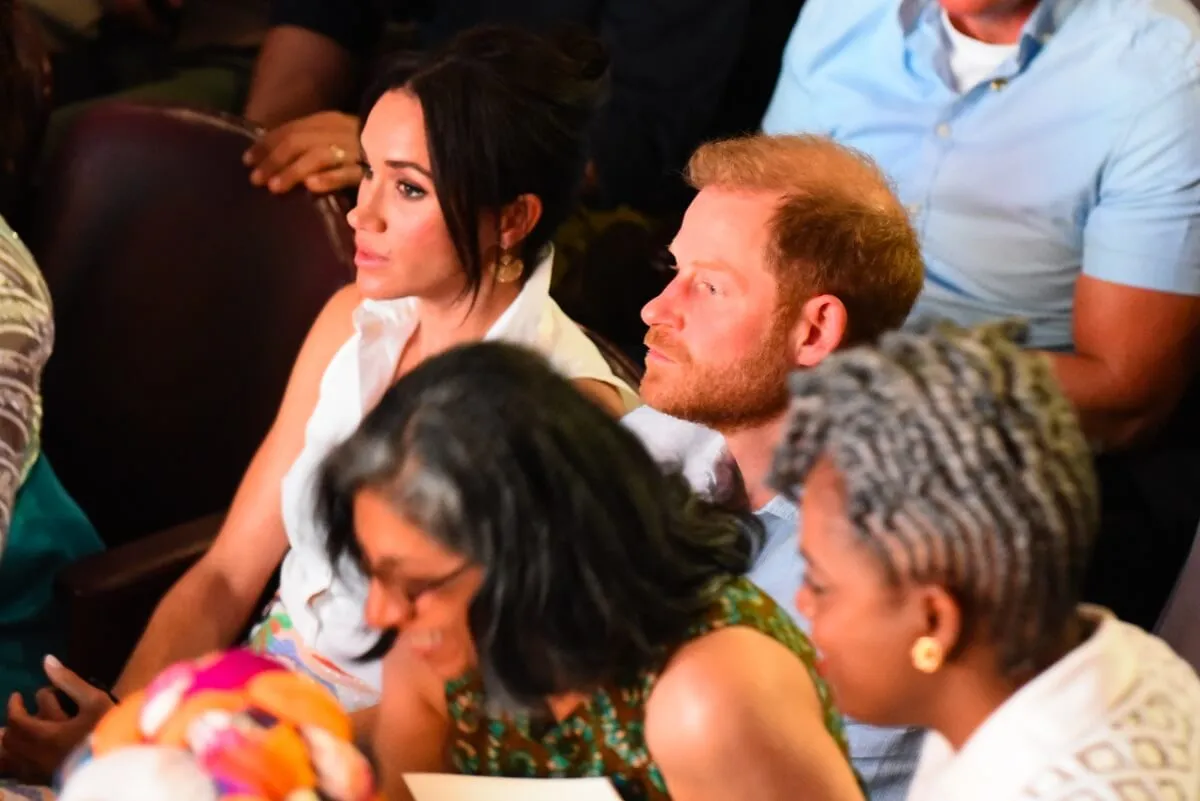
[404,773,624,801]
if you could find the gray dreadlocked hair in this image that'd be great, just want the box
[769,318,1098,677]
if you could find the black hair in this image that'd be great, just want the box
[1,0,32,165]
[360,25,609,301]
[320,342,759,712]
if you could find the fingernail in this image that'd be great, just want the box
[242,151,253,165]
[44,654,62,671]
[249,170,262,186]
[268,178,282,191]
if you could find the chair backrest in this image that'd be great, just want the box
[30,104,353,546]
[582,326,644,390]
[1157,523,1200,671]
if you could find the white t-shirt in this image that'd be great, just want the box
[941,11,1018,92]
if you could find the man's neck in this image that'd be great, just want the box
[722,415,788,510]
[946,1,1040,45]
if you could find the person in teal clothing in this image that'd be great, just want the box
[0,210,103,725]
[320,342,864,801]
[0,8,102,792]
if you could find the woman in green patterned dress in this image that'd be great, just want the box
[318,342,863,801]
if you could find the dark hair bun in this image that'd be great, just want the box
[442,24,610,135]
[544,24,611,116]
[360,24,613,301]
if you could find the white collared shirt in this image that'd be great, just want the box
[909,607,1200,801]
[276,250,638,690]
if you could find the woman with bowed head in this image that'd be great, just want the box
[3,24,637,781]
[769,319,1200,801]
[320,342,864,801]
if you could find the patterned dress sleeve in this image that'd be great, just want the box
[0,217,53,560]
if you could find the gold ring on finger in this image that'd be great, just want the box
[329,144,347,166]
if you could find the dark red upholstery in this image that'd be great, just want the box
[29,103,354,547]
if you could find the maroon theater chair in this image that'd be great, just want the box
[28,103,353,683]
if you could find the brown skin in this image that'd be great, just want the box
[243,110,363,196]
[640,187,847,507]
[0,87,621,783]
[939,0,1040,44]
[1047,277,1200,450]
[240,24,362,194]
[242,25,357,130]
[356,490,863,801]
[795,456,1085,750]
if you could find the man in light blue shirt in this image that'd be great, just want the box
[626,132,926,801]
[764,0,1200,453]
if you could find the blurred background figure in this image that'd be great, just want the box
[24,0,269,157]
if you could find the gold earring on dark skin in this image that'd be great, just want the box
[496,252,524,283]
[911,636,944,673]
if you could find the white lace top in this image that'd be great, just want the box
[276,251,638,689]
[909,607,1200,801]
[0,216,51,559]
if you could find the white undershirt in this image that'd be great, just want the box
[941,10,1018,92]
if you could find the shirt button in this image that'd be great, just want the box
[990,78,1008,91]
[935,123,951,138]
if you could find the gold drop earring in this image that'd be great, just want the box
[496,251,524,283]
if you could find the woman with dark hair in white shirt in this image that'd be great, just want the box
[2,23,637,782]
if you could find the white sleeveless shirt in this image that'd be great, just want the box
[276,251,638,690]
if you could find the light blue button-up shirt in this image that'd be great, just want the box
[763,0,1200,350]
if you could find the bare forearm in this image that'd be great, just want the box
[1046,352,1170,450]
[243,26,358,129]
[113,564,257,697]
[350,704,379,754]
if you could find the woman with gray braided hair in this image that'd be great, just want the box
[769,319,1200,801]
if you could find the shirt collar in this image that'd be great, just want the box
[756,494,798,522]
[352,246,556,342]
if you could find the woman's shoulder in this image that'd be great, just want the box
[316,283,364,337]
[0,216,51,314]
[300,284,365,363]
[644,622,831,771]
[646,578,845,749]
[538,305,640,410]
